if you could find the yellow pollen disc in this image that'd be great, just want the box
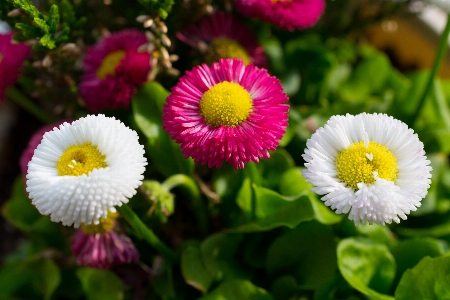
[200,81,253,127]
[206,37,251,65]
[81,212,118,234]
[272,0,293,3]
[0,53,3,63]
[96,50,126,79]
[57,142,108,176]
[335,141,398,190]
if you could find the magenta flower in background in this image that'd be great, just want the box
[80,29,151,111]
[0,32,31,101]
[71,214,139,269]
[234,0,326,31]
[163,58,289,169]
[176,12,267,67]
[19,120,68,177]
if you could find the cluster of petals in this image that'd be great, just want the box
[302,113,432,225]
[71,222,139,269]
[234,0,326,31]
[176,12,267,67]
[80,29,151,111]
[0,32,31,101]
[26,114,147,228]
[163,58,289,169]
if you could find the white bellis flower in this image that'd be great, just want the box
[26,115,147,228]
[302,113,432,225]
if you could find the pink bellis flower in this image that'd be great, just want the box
[80,29,151,111]
[71,212,139,269]
[0,32,31,101]
[176,12,267,67]
[163,58,289,169]
[234,0,326,31]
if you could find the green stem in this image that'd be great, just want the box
[116,204,178,263]
[5,86,55,124]
[433,80,450,131]
[162,174,208,237]
[412,13,450,124]
[245,162,262,221]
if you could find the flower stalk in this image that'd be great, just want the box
[412,13,450,125]
[116,203,179,263]
[161,174,209,237]
[5,86,55,124]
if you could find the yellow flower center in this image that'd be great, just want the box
[0,53,3,63]
[96,50,126,79]
[335,141,398,190]
[200,81,253,127]
[57,142,108,176]
[272,0,293,3]
[206,37,251,65]
[81,212,118,234]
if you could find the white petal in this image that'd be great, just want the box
[302,113,432,225]
[26,114,148,228]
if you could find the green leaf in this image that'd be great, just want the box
[337,238,395,300]
[270,276,302,300]
[390,238,447,285]
[232,184,340,233]
[258,149,295,189]
[132,82,194,177]
[279,167,312,197]
[29,258,61,300]
[339,53,391,102]
[0,260,33,298]
[200,233,250,282]
[395,256,450,300]
[198,279,274,300]
[279,168,342,225]
[236,178,253,223]
[40,33,55,49]
[152,261,176,298]
[181,246,214,294]
[355,223,395,246]
[136,0,174,19]
[47,5,59,35]
[76,268,123,300]
[266,221,337,289]
[60,0,75,25]
[2,178,67,252]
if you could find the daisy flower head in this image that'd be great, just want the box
[0,32,31,101]
[163,58,289,170]
[71,212,139,269]
[80,29,151,111]
[26,114,147,228]
[234,0,326,31]
[302,113,432,226]
[176,12,267,67]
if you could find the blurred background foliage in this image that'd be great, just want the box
[2,0,450,299]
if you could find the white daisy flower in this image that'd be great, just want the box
[302,113,432,226]
[26,114,147,228]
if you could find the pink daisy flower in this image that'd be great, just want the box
[234,0,326,31]
[0,32,31,101]
[80,29,151,111]
[71,213,139,269]
[163,58,289,169]
[19,120,68,177]
[176,12,267,67]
